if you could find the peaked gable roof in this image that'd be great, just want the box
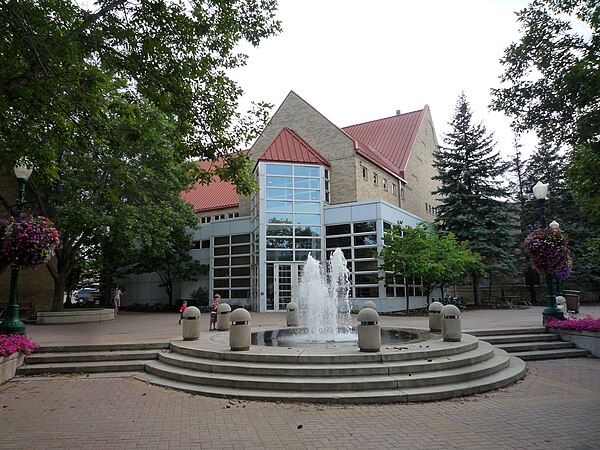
[259,127,330,166]
[181,159,239,213]
[342,107,428,179]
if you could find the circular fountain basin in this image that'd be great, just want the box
[251,327,430,348]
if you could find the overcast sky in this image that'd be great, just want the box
[231,0,535,158]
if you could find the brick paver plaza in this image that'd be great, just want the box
[1,307,599,449]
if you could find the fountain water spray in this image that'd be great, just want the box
[296,248,355,342]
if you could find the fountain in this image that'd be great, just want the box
[295,248,355,342]
[139,249,526,403]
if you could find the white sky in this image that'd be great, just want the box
[231,0,536,157]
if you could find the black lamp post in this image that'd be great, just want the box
[0,163,33,335]
[532,181,565,321]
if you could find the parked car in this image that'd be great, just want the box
[70,287,101,307]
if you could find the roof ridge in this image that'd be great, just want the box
[342,106,427,130]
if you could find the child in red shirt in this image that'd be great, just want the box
[178,300,187,324]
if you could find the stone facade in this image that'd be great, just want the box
[402,113,440,218]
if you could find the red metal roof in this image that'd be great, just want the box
[180,159,240,213]
[342,107,428,179]
[258,127,330,166]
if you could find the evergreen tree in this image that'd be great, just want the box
[433,93,515,306]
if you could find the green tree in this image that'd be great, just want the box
[490,0,599,150]
[0,0,280,188]
[379,222,482,311]
[129,229,209,307]
[433,93,516,306]
[20,93,200,310]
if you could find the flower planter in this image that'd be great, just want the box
[0,352,25,385]
[548,328,600,358]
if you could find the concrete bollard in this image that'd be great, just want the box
[357,307,381,352]
[362,301,377,311]
[428,301,443,332]
[441,304,461,342]
[181,306,201,341]
[229,308,251,351]
[286,302,299,327]
[555,296,567,316]
[216,303,232,331]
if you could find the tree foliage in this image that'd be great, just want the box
[379,222,483,311]
[0,0,281,189]
[433,93,516,305]
[490,0,599,150]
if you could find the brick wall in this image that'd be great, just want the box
[401,111,441,219]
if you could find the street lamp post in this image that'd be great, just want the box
[532,181,565,321]
[0,163,33,335]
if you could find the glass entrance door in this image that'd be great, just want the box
[267,263,300,311]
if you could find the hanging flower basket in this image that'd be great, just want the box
[523,227,570,277]
[555,254,573,280]
[0,216,61,271]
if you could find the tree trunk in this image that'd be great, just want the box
[472,273,481,307]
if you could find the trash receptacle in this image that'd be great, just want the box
[182,306,201,341]
[555,296,567,316]
[357,307,381,352]
[216,303,232,331]
[441,304,461,342]
[230,308,251,351]
[563,290,580,313]
[362,301,377,311]
[286,301,299,327]
[428,301,443,332]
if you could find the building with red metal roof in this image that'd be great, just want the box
[124,91,441,312]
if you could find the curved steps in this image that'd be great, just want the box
[134,333,526,403]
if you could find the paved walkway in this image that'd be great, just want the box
[1,305,599,449]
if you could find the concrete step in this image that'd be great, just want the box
[495,341,576,352]
[158,341,496,377]
[24,349,161,365]
[144,349,511,392]
[135,355,526,404]
[512,348,590,361]
[16,359,154,375]
[468,327,547,337]
[478,333,559,345]
[36,342,169,353]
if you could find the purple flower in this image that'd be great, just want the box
[0,334,39,357]
[0,216,60,272]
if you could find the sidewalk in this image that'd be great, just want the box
[2,305,599,449]
[24,304,600,346]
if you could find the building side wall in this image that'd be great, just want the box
[354,156,401,208]
[401,112,440,219]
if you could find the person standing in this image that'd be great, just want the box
[113,286,122,318]
[209,293,221,331]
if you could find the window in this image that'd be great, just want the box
[400,187,405,200]
[373,172,378,185]
[325,169,330,203]
[201,216,211,224]
[362,166,368,179]
[191,241,201,249]
[228,212,239,218]
[383,178,388,191]
[201,240,210,249]
[214,214,225,221]
[392,184,397,195]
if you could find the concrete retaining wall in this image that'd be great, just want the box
[550,328,600,358]
[0,353,24,385]
[37,308,114,325]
